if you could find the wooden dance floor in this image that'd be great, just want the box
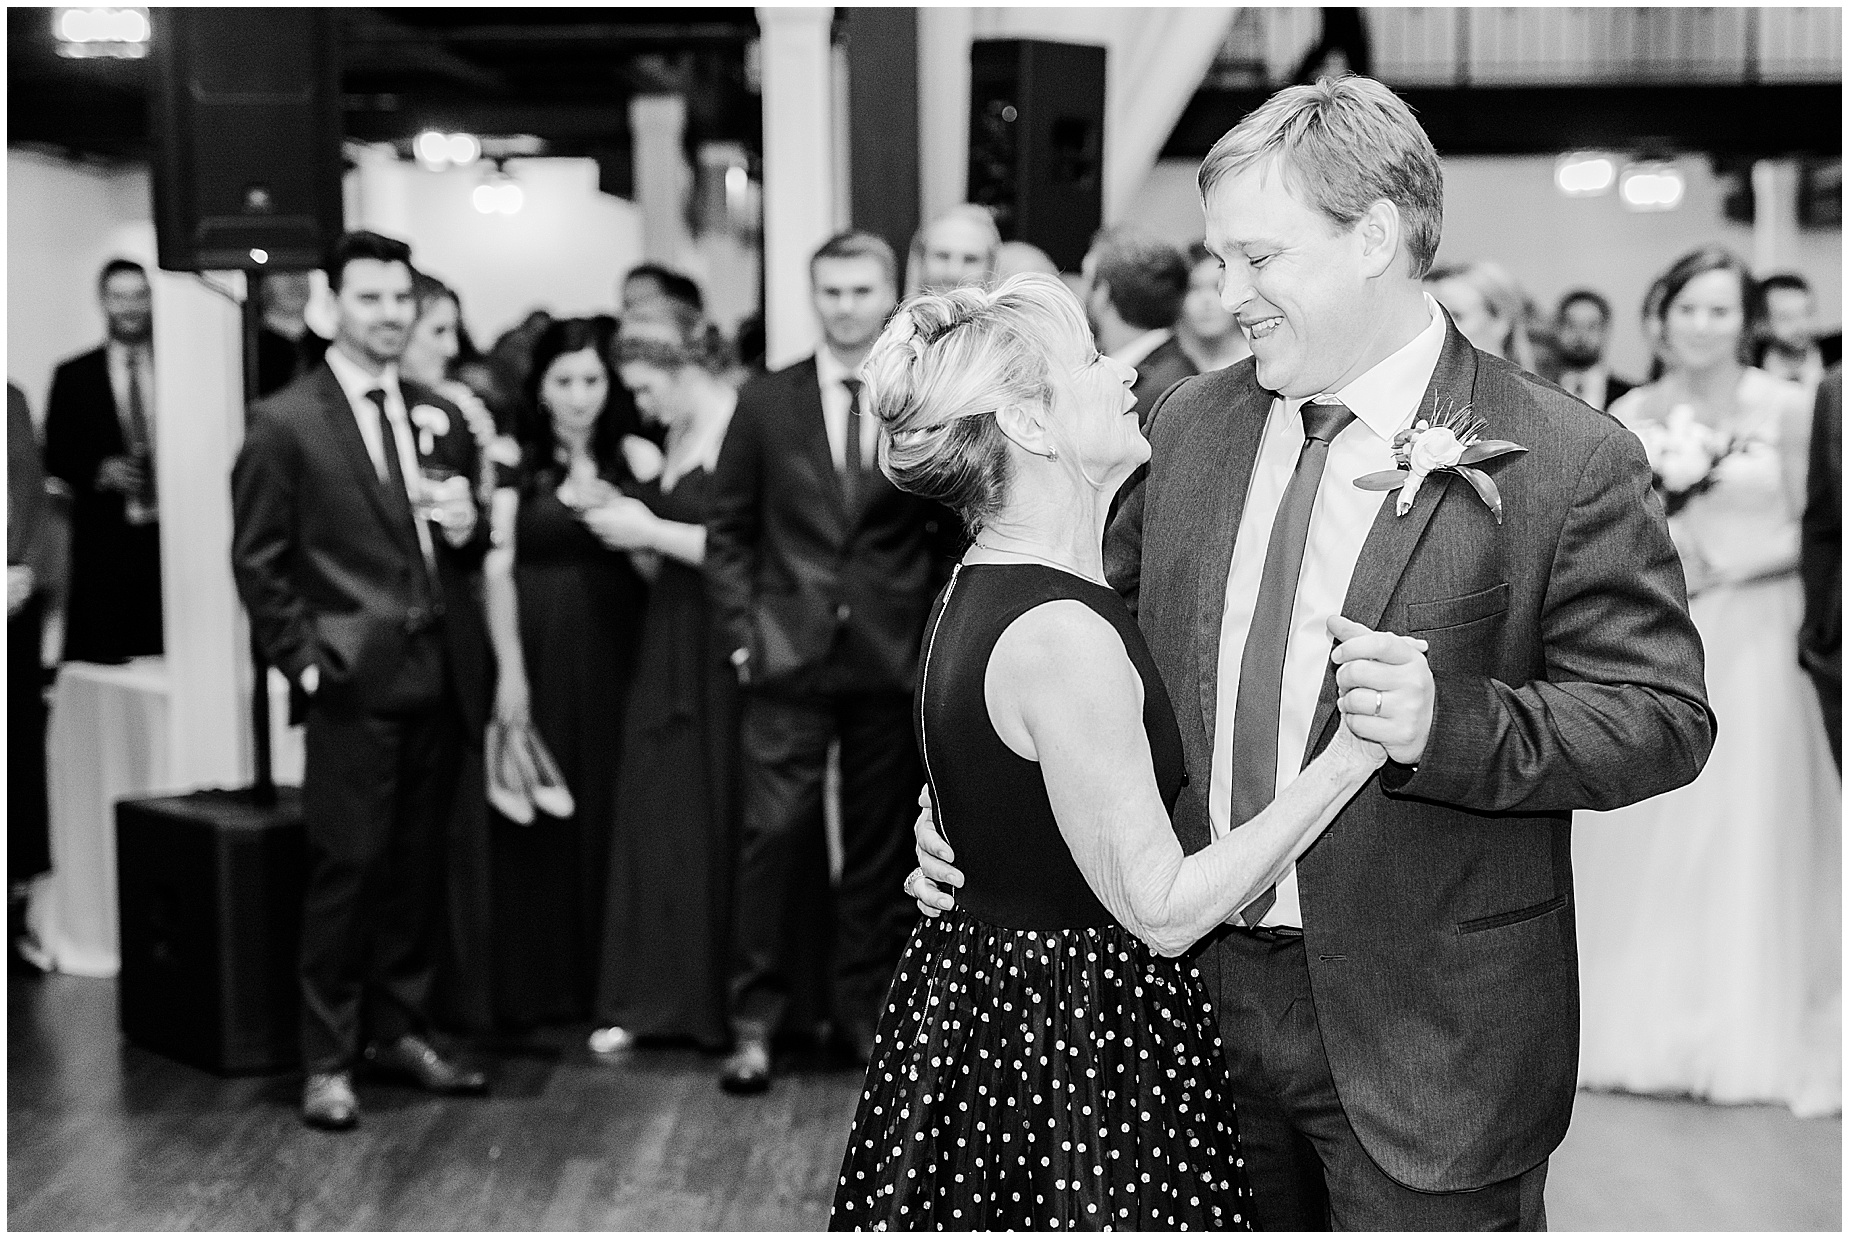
[9,974,1840,1230]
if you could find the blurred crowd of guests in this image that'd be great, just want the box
[7,199,1839,1121]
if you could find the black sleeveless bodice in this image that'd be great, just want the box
[914,561,1187,930]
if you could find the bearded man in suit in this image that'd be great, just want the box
[44,258,163,663]
[912,76,1712,1229]
[707,230,953,1093]
[232,231,493,1131]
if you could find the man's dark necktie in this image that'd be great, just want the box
[123,350,156,524]
[1229,399,1356,926]
[841,377,865,505]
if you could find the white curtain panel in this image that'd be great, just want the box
[969,7,1238,224]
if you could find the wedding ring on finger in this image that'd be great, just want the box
[1370,688,1384,716]
[905,867,923,898]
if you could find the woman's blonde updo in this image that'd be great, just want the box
[862,272,1088,535]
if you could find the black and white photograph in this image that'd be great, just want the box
[6,4,1841,1231]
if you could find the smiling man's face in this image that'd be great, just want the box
[1203,164,1378,398]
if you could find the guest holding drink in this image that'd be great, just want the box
[588,304,742,1053]
[483,318,650,1028]
[1577,248,1841,1117]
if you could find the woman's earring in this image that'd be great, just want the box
[1044,446,1059,461]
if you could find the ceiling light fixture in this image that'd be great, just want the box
[1555,152,1616,197]
[54,6,149,57]
[1620,162,1685,212]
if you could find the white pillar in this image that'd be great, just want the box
[346,142,413,240]
[758,6,838,368]
[917,7,975,224]
[150,268,252,790]
[1752,158,1799,276]
[630,94,694,266]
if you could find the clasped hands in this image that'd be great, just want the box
[579,494,660,552]
[904,615,1436,917]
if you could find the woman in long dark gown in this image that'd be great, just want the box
[482,317,655,1028]
[586,305,741,1051]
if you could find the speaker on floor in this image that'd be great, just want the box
[966,39,1107,273]
[117,788,306,1075]
[148,8,344,272]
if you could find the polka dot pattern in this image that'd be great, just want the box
[827,910,1250,1231]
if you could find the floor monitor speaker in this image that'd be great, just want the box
[117,788,306,1075]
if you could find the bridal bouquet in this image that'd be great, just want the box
[1632,404,1735,516]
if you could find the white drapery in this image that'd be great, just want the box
[921,8,1237,229]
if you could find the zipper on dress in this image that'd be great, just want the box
[916,562,961,853]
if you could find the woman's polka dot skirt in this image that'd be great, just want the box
[829,909,1251,1231]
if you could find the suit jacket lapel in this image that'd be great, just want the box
[1195,369,1274,745]
[1302,321,1483,764]
[313,365,420,559]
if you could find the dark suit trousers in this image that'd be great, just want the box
[1213,931,1548,1231]
[729,690,919,1040]
[299,635,460,1071]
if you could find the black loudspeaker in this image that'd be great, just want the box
[149,8,343,272]
[967,39,1107,273]
[117,788,306,1075]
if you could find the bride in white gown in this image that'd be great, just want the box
[1575,248,1840,1118]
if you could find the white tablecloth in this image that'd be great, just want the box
[39,658,173,977]
[34,659,302,978]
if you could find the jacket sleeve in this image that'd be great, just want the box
[42,361,97,495]
[704,380,765,673]
[229,403,316,681]
[1383,425,1716,813]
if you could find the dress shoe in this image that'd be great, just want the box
[301,1071,359,1131]
[719,1037,772,1095]
[364,1034,489,1095]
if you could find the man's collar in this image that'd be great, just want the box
[814,345,860,388]
[1292,294,1446,443]
[1108,328,1173,371]
[325,344,399,402]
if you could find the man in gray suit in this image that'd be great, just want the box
[911,76,1712,1228]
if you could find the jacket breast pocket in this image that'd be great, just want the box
[1404,582,1510,633]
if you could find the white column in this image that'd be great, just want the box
[346,142,413,240]
[1752,159,1800,276]
[150,268,252,790]
[758,6,838,368]
[917,7,975,224]
[630,94,694,266]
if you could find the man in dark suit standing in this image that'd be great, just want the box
[1551,288,1635,412]
[1080,227,1199,427]
[232,231,492,1131]
[707,230,948,1093]
[1800,365,1841,766]
[915,77,1712,1228]
[43,258,162,663]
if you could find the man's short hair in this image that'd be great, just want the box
[1557,288,1611,322]
[1197,75,1444,279]
[323,230,413,293]
[811,230,898,290]
[1761,272,1813,300]
[1089,228,1190,332]
[98,258,147,289]
[624,262,705,312]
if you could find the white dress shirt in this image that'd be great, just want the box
[1108,328,1174,372]
[105,339,155,451]
[814,345,878,475]
[1208,296,1448,928]
[1558,364,1612,412]
[324,346,434,568]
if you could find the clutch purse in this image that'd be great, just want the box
[485,721,576,824]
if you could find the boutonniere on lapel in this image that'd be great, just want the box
[1353,400,1527,524]
[409,404,450,456]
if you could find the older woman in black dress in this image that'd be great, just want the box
[828,276,1423,1230]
